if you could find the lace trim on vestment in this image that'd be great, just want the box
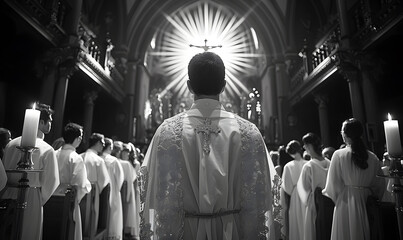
[140,113,186,240]
[236,116,271,239]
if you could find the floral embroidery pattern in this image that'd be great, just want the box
[236,116,271,239]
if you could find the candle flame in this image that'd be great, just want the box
[32,102,36,110]
[388,113,392,121]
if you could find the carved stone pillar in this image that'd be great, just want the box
[49,66,75,143]
[333,51,365,123]
[63,0,83,36]
[275,61,290,143]
[126,60,137,142]
[83,91,98,148]
[315,94,330,146]
[336,0,351,48]
[261,63,277,142]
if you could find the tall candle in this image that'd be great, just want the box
[383,113,403,157]
[20,103,40,147]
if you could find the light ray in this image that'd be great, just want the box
[146,2,266,102]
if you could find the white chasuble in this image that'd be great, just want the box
[140,99,276,240]
[1,137,60,240]
[102,153,124,239]
[55,145,92,240]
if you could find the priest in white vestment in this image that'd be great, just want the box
[81,133,110,236]
[54,123,91,240]
[1,103,59,240]
[140,52,276,240]
[101,138,124,240]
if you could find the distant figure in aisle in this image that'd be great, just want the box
[297,132,331,240]
[323,118,385,240]
[281,140,308,240]
[1,103,59,240]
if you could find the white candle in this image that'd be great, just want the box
[20,103,40,147]
[383,113,403,157]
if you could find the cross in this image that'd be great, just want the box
[194,118,221,154]
[189,39,222,52]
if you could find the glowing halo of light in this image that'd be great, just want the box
[145,1,266,104]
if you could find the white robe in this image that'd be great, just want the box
[81,149,110,235]
[102,153,124,239]
[1,137,60,240]
[281,159,307,240]
[0,159,6,191]
[297,158,331,240]
[322,147,385,240]
[140,99,277,240]
[119,159,139,237]
[54,144,92,240]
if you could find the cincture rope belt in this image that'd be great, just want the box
[185,209,241,219]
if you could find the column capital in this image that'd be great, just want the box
[314,94,329,106]
[84,91,98,105]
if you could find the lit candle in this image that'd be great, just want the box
[20,103,40,147]
[383,113,403,157]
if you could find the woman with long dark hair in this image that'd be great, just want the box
[322,118,385,240]
[297,132,331,240]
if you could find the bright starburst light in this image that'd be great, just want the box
[146,1,265,102]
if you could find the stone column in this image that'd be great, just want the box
[82,91,98,148]
[336,0,351,48]
[315,94,330,147]
[275,61,289,144]
[49,66,72,143]
[126,60,137,142]
[343,70,365,123]
[261,63,277,143]
[63,0,83,36]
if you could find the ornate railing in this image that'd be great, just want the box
[350,0,403,48]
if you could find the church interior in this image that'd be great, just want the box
[1,0,403,239]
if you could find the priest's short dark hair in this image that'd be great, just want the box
[188,52,225,95]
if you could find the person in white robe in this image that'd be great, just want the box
[116,141,139,239]
[81,133,110,236]
[322,118,384,240]
[124,142,141,237]
[281,140,307,240]
[1,103,59,240]
[54,123,91,240]
[0,158,7,191]
[297,133,331,240]
[101,138,124,240]
[140,52,277,240]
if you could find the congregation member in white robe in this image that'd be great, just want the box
[322,118,385,240]
[140,52,277,240]
[0,159,6,191]
[101,138,124,240]
[116,141,139,239]
[281,140,307,240]
[297,132,330,240]
[124,142,141,236]
[81,133,110,235]
[54,123,91,240]
[1,103,59,240]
